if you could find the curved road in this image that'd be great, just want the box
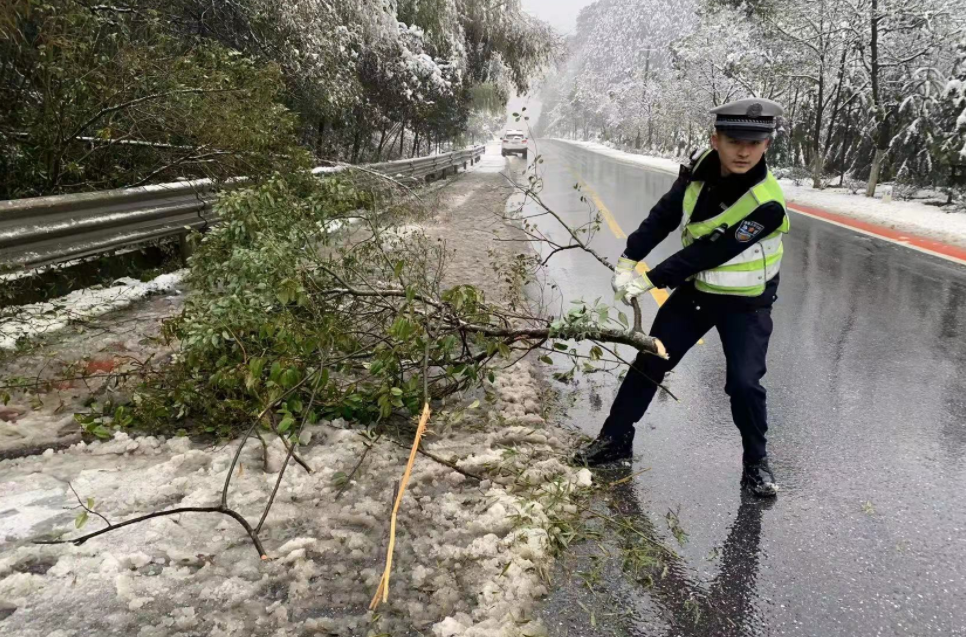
[515,140,966,636]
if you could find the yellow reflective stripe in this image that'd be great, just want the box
[752,180,786,207]
[685,190,760,236]
[683,182,702,222]
[686,173,786,238]
[680,163,788,298]
[695,280,765,296]
[712,250,782,273]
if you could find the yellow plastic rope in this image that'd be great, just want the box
[369,401,432,610]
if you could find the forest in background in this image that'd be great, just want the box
[0,0,556,199]
[537,0,966,202]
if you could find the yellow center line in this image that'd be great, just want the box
[565,167,704,344]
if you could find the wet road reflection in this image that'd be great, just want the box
[603,465,772,637]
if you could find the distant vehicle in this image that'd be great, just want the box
[501,130,528,158]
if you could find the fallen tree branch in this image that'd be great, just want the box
[35,506,268,559]
[335,434,379,500]
[458,321,667,359]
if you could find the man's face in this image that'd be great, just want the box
[711,132,770,175]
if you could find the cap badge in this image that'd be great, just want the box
[746,102,763,118]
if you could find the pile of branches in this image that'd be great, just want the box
[37,145,667,569]
[105,163,665,441]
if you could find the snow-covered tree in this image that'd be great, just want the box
[538,0,966,198]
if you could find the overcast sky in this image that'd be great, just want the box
[521,0,595,35]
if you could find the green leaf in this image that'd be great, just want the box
[553,343,569,351]
[618,312,628,327]
[393,261,404,278]
[390,387,403,396]
[75,510,89,529]
[538,355,553,365]
[280,367,300,389]
[86,497,95,510]
[277,415,295,433]
[468,400,480,409]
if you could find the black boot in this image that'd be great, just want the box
[573,434,634,466]
[741,458,778,497]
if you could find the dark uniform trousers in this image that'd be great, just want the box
[600,283,774,462]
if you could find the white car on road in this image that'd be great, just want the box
[501,130,528,159]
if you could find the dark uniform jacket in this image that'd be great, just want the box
[622,149,787,308]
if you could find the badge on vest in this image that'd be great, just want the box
[735,220,765,242]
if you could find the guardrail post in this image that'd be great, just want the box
[178,232,195,263]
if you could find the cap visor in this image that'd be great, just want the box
[715,127,772,141]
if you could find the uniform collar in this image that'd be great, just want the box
[693,149,768,187]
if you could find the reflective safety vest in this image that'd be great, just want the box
[681,150,790,297]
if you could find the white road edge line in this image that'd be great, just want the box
[788,206,966,268]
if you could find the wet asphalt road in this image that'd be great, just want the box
[513,140,966,636]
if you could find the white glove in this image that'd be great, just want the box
[611,256,654,306]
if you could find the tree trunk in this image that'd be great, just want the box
[398,123,406,158]
[866,148,887,198]
[376,126,389,161]
[411,130,420,158]
[810,151,825,190]
[837,100,856,186]
[866,0,885,197]
[811,56,827,189]
[315,118,325,155]
[823,46,850,155]
[350,124,362,164]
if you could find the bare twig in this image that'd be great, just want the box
[335,434,379,500]
[67,482,112,527]
[66,88,242,143]
[385,440,484,482]
[35,506,268,559]
[255,365,326,534]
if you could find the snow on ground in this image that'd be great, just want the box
[778,181,966,250]
[0,284,184,458]
[0,153,592,637]
[1,272,184,351]
[476,143,510,173]
[551,138,966,251]
[0,361,588,637]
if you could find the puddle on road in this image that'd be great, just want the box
[538,453,776,637]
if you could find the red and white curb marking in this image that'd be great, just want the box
[787,202,966,267]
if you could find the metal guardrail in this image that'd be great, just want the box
[0,145,484,272]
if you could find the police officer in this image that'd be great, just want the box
[574,98,788,497]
